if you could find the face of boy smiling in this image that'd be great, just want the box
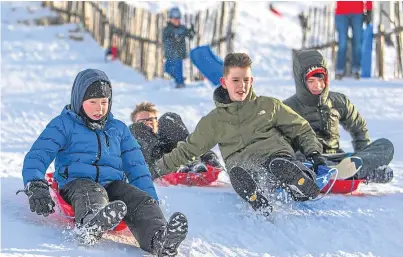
[220,67,254,102]
[306,76,326,95]
[82,97,109,120]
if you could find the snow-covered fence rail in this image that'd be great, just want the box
[296,2,403,79]
[42,1,237,82]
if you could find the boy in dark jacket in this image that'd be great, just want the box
[19,69,188,256]
[129,102,223,179]
[163,7,195,88]
[154,53,328,211]
[284,49,394,183]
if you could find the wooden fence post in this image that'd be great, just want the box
[81,1,85,28]
[394,1,403,78]
[227,2,236,54]
[376,24,385,79]
[211,9,219,54]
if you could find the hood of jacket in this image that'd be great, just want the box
[292,49,329,106]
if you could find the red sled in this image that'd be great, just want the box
[157,165,222,187]
[45,173,128,232]
[269,4,282,17]
[320,179,366,194]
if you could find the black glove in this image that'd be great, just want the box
[363,10,372,25]
[187,24,196,39]
[307,152,327,174]
[200,151,224,170]
[177,160,208,173]
[16,180,55,217]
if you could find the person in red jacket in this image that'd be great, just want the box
[335,1,373,80]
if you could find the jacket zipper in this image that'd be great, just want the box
[94,132,102,182]
[60,167,69,179]
[237,104,245,146]
[103,131,110,147]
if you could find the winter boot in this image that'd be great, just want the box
[268,158,320,201]
[367,165,394,183]
[175,83,186,89]
[335,73,343,80]
[152,212,188,257]
[229,167,273,215]
[76,200,127,246]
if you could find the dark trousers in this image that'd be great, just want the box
[352,138,394,179]
[158,112,190,154]
[335,14,363,74]
[165,58,184,85]
[158,112,218,170]
[60,179,166,252]
[131,112,218,178]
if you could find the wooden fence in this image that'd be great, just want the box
[297,1,403,79]
[42,1,237,82]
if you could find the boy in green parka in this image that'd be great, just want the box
[154,53,328,210]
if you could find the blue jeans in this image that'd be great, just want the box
[335,14,363,74]
[165,59,184,85]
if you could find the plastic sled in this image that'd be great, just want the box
[190,45,223,86]
[315,165,337,190]
[45,173,128,232]
[269,4,282,17]
[157,164,222,187]
[321,179,366,194]
[320,153,366,193]
[305,161,366,194]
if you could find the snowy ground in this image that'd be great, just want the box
[1,2,403,257]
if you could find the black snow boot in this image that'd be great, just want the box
[229,166,273,215]
[367,165,394,183]
[268,158,320,201]
[76,200,127,246]
[152,212,188,257]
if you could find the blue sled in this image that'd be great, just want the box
[304,163,337,190]
[190,45,224,86]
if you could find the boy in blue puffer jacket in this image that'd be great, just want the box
[18,69,188,256]
[163,7,195,88]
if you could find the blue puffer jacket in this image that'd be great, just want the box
[163,22,194,60]
[22,69,158,200]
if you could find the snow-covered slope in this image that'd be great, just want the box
[2,2,403,257]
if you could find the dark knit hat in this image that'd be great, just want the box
[311,73,325,79]
[83,80,112,102]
